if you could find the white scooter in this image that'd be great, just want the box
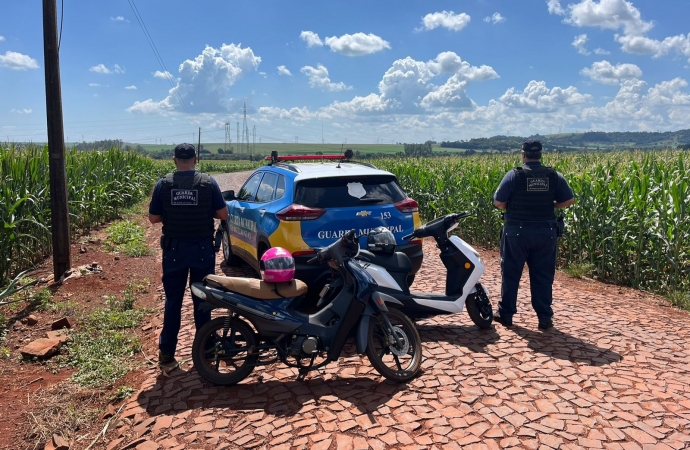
[355,212,494,328]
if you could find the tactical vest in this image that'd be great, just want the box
[506,165,558,221]
[160,172,214,238]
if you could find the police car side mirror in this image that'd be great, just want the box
[222,190,235,201]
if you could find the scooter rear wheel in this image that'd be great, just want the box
[366,308,422,382]
[466,284,493,329]
[192,317,258,386]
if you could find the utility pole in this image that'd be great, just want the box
[42,0,71,281]
[197,127,201,160]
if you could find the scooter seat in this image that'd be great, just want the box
[358,250,412,274]
[204,275,308,300]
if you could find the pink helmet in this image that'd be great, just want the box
[260,247,295,283]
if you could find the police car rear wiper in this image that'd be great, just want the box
[359,197,385,204]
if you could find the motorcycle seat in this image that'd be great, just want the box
[204,275,308,300]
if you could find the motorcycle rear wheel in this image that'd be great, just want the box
[465,284,493,329]
[192,317,258,386]
[366,308,422,382]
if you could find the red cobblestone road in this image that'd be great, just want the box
[103,239,690,450]
[102,172,690,450]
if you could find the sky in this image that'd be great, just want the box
[2,0,690,146]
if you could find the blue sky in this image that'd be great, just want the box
[2,0,690,146]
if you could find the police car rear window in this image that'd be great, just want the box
[294,176,406,208]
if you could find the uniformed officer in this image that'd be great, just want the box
[493,139,574,330]
[148,143,229,369]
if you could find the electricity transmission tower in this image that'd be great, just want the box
[252,125,256,156]
[236,122,240,152]
[224,122,231,152]
[242,103,250,160]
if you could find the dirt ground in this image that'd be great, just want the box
[0,212,165,449]
[1,171,689,450]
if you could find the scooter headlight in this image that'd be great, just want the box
[191,285,207,301]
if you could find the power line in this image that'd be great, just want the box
[127,0,198,128]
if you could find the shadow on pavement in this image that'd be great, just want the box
[511,324,622,366]
[135,371,409,419]
[415,324,500,353]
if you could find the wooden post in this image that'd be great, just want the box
[42,0,71,280]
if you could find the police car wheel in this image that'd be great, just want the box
[221,226,242,267]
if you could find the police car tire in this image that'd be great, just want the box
[192,317,258,386]
[221,226,242,267]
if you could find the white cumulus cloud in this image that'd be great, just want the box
[0,36,5,41]
[594,47,611,55]
[89,83,101,87]
[616,33,690,61]
[300,31,324,47]
[484,13,506,24]
[111,16,126,22]
[324,33,391,56]
[547,0,565,15]
[499,80,592,111]
[128,43,261,114]
[0,51,39,70]
[301,64,351,91]
[10,108,32,114]
[564,0,653,36]
[153,70,172,79]
[90,63,124,74]
[322,52,497,117]
[420,11,471,32]
[125,85,137,90]
[572,34,590,55]
[581,60,642,84]
[277,65,292,76]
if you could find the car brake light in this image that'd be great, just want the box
[276,204,326,221]
[394,198,419,213]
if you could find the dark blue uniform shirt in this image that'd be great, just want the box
[149,170,226,219]
[494,162,574,221]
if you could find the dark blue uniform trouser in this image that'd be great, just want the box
[159,238,215,357]
[498,223,558,322]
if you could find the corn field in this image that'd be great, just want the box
[376,151,690,295]
[0,144,160,285]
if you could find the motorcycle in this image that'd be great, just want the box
[189,229,423,386]
[356,211,494,328]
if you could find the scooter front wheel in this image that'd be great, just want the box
[192,316,258,386]
[466,284,493,329]
[366,308,422,382]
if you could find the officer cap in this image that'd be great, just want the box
[174,143,197,159]
[522,139,542,158]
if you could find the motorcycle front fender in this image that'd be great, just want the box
[354,301,382,354]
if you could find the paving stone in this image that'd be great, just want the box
[103,235,690,450]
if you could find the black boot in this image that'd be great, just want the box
[493,312,513,327]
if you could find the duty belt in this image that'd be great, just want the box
[504,220,555,228]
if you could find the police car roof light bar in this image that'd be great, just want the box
[266,150,354,164]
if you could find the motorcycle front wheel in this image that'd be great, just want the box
[366,308,422,382]
[192,316,258,386]
[465,283,493,329]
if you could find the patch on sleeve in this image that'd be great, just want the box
[171,189,198,205]
[526,178,549,192]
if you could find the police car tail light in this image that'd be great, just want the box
[276,204,326,221]
[394,198,419,213]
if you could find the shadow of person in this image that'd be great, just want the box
[511,324,621,366]
[415,323,500,354]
